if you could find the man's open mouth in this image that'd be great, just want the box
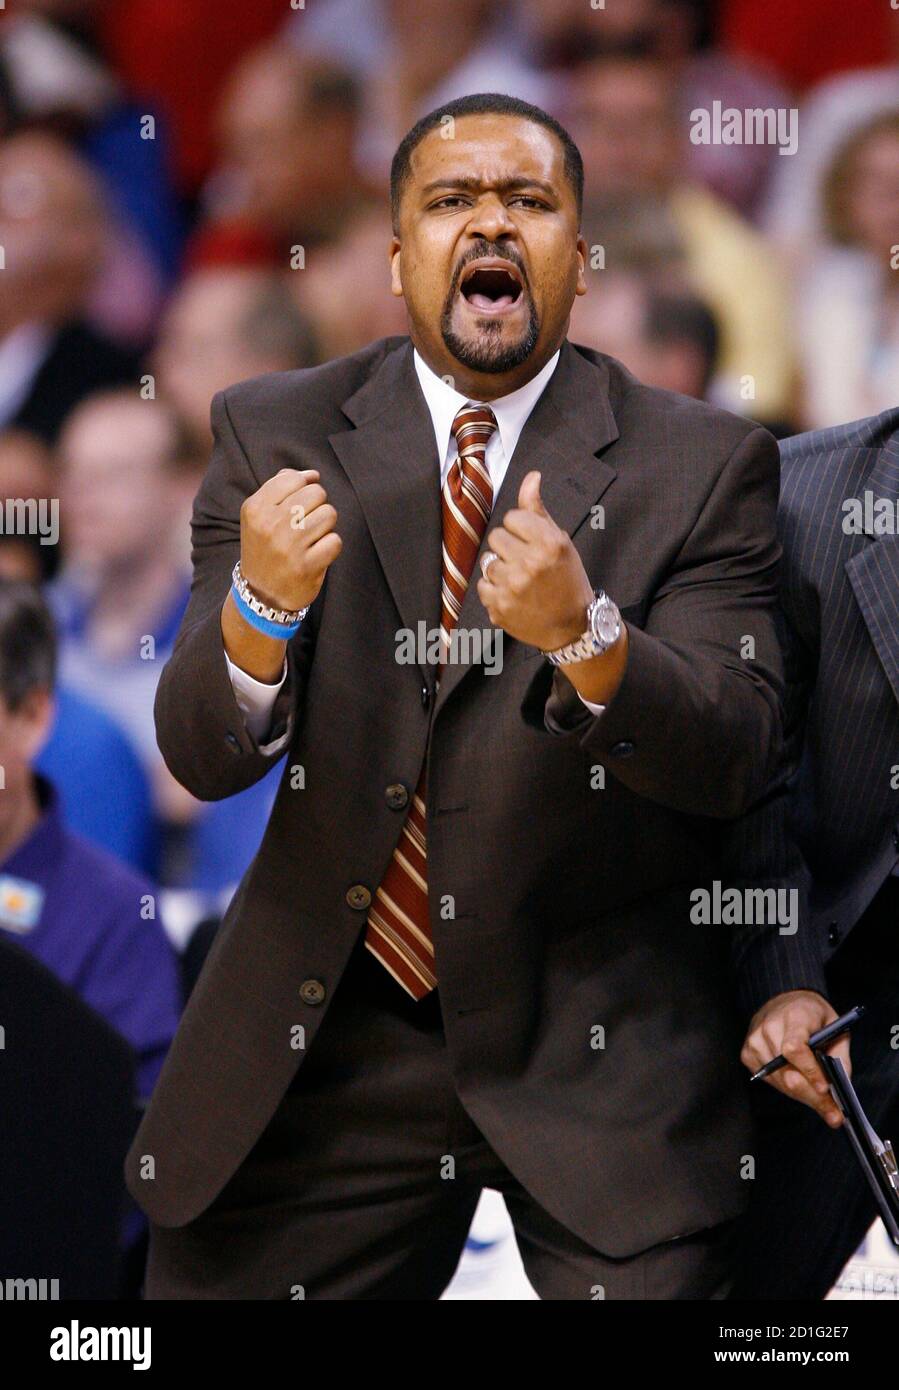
[459,258,524,312]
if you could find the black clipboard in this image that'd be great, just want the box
[814,1047,899,1249]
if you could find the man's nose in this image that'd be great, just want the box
[464,195,517,242]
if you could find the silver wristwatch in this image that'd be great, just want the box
[541,590,622,666]
[231,560,309,627]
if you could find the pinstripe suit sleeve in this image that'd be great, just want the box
[727,461,830,1020]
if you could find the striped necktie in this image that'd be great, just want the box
[364,403,497,998]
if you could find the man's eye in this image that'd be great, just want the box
[432,196,467,208]
[512,196,545,208]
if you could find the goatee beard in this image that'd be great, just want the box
[440,297,540,375]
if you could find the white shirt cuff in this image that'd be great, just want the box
[224,651,290,753]
[577,695,606,715]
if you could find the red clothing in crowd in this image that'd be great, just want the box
[720,0,895,92]
[183,218,282,273]
[100,0,287,194]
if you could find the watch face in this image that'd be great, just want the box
[590,595,620,645]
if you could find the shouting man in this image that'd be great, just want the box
[127,94,784,1300]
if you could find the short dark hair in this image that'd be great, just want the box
[390,92,584,233]
[241,278,321,368]
[0,578,56,711]
[645,289,720,393]
[301,60,362,121]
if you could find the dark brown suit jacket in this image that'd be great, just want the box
[125,335,784,1257]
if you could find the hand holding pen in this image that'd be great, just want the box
[740,997,860,1128]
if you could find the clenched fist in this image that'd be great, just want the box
[222,467,342,683]
[476,470,628,706]
[239,468,342,612]
[476,470,594,652]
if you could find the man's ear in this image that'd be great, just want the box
[389,238,403,298]
[575,235,588,297]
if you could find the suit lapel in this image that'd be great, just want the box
[433,339,619,714]
[845,441,899,708]
[328,341,443,689]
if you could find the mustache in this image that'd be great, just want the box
[450,245,528,294]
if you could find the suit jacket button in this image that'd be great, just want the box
[421,684,430,709]
[224,732,242,753]
[299,979,326,1006]
[346,884,372,910]
[610,740,635,758]
[892,826,899,851]
[385,783,409,810]
[827,921,841,947]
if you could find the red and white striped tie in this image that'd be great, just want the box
[364,403,497,998]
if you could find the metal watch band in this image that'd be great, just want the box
[231,561,309,628]
[544,632,598,666]
[541,590,620,667]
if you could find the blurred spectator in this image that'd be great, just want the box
[512,0,792,218]
[99,0,287,198]
[288,0,549,182]
[187,44,367,270]
[153,268,321,452]
[295,203,409,360]
[0,430,156,872]
[0,3,184,340]
[0,575,179,1100]
[565,54,796,428]
[518,0,656,68]
[0,132,139,442]
[571,271,720,402]
[578,189,687,274]
[720,0,895,94]
[794,111,899,428]
[48,392,194,783]
[666,2,792,220]
[763,53,899,255]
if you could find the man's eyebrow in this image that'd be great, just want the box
[418,176,558,198]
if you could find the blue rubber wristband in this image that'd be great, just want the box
[230,584,304,639]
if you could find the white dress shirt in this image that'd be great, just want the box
[225,347,605,751]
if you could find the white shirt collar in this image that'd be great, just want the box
[413,345,561,466]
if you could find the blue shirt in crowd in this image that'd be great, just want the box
[36,683,160,879]
[0,772,181,1100]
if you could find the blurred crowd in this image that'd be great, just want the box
[0,2,897,1258]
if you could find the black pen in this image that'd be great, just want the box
[750,1004,865,1082]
